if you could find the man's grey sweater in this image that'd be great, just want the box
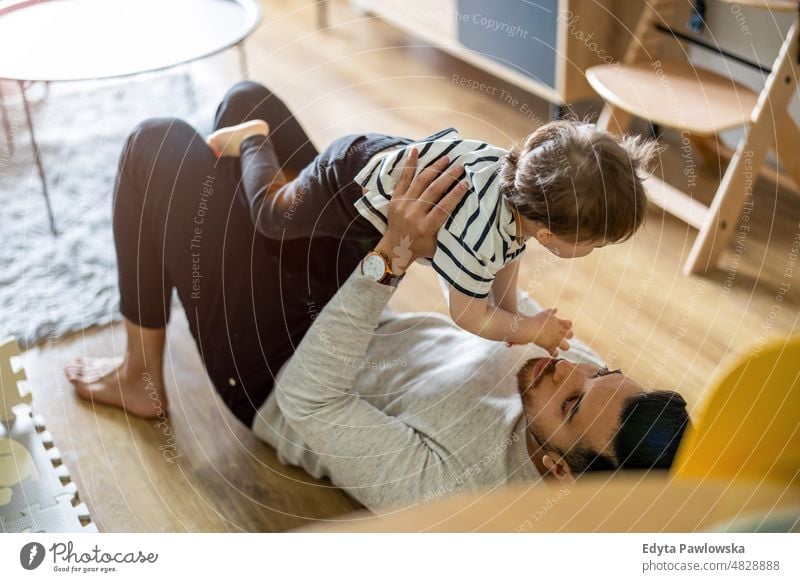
[252,268,603,511]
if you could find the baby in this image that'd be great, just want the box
[209,119,656,355]
[352,122,656,354]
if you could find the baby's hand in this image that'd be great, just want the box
[517,309,573,355]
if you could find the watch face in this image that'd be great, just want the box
[363,254,387,281]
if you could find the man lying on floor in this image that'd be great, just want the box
[255,264,691,511]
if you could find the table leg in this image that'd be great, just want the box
[181,68,198,115]
[18,81,57,236]
[549,103,565,120]
[237,42,249,80]
[0,82,13,157]
[317,0,329,29]
[549,103,576,120]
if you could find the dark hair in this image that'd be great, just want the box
[500,120,661,244]
[562,445,617,475]
[554,390,691,476]
[612,390,691,470]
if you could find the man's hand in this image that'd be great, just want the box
[373,148,468,276]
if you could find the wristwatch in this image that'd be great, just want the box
[361,250,403,286]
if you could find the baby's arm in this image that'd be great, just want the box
[449,286,572,354]
[491,260,519,315]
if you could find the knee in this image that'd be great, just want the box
[123,117,199,167]
[220,81,273,115]
[128,117,196,150]
[118,117,205,196]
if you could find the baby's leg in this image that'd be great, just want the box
[213,81,319,174]
[213,81,394,247]
[207,119,269,158]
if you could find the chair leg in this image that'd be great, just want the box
[694,133,799,195]
[689,135,722,168]
[236,42,249,80]
[317,0,329,29]
[549,103,568,121]
[596,104,632,135]
[0,82,13,157]
[181,68,197,115]
[683,20,799,275]
[683,134,770,275]
[774,113,800,189]
[19,81,57,236]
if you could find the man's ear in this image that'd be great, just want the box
[535,228,553,246]
[542,454,575,483]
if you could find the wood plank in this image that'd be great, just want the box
[645,175,709,230]
[774,112,800,189]
[353,0,457,41]
[587,60,760,136]
[694,134,800,196]
[558,0,642,103]
[307,477,800,532]
[718,0,799,11]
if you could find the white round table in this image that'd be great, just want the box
[0,0,262,234]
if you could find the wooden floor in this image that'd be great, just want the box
[20,0,800,531]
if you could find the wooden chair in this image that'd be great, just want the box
[586,0,800,274]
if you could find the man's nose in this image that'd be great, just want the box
[552,360,578,384]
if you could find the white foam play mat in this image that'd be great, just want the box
[0,338,97,532]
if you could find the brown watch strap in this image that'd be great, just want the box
[366,250,404,286]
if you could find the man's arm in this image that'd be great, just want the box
[274,149,470,510]
[274,268,457,509]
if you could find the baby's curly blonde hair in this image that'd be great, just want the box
[500,120,661,244]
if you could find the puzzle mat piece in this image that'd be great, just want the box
[1,404,95,532]
[0,337,32,422]
[1,495,98,534]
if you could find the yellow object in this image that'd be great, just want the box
[0,337,32,422]
[673,335,800,486]
[0,437,39,506]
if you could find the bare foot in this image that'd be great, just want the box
[207,119,269,158]
[64,357,168,419]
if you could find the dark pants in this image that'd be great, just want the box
[112,81,403,426]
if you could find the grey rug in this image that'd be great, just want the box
[0,74,216,347]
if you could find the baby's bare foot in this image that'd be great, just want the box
[65,357,167,419]
[207,119,269,158]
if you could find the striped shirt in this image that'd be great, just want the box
[354,127,527,298]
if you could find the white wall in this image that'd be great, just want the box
[688,2,799,145]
